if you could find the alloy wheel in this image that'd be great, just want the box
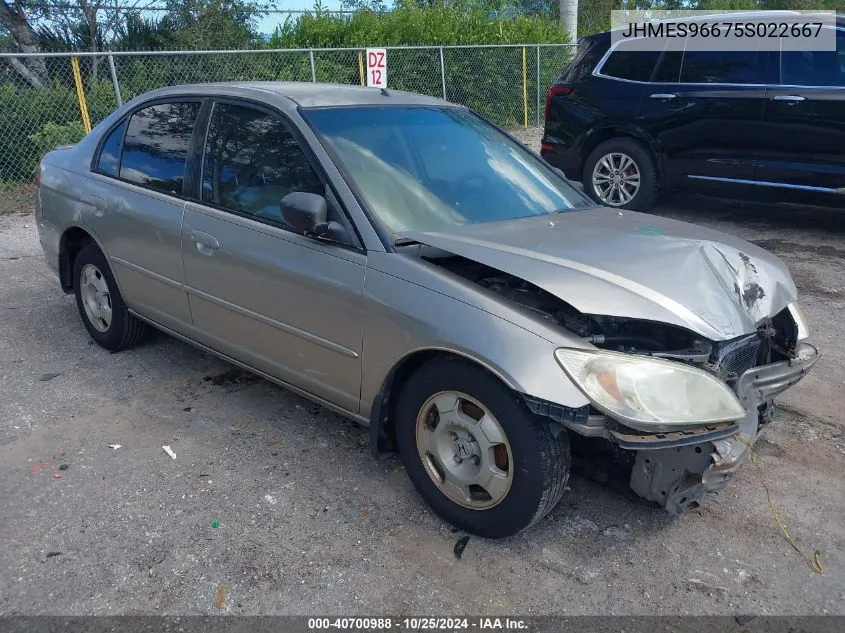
[592,151,641,206]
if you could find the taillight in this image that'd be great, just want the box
[544,85,573,120]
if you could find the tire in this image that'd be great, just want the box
[73,241,147,351]
[395,358,570,538]
[583,137,658,211]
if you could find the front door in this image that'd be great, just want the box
[181,101,365,412]
[757,28,845,197]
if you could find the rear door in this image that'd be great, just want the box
[638,42,771,188]
[181,100,365,412]
[757,28,845,195]
[84,100,201,332]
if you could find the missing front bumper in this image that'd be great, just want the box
[629,343,819,513]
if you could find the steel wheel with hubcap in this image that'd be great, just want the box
[79,263,113,333]
[416,390,513,510]
[73,241,147,351]
[591,152,641,207]
[396,358,571,538]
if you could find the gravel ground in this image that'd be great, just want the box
[1,133,844,616]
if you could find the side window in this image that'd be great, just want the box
[600,43,661,82]
[653,50,683,83]
[680,49,765,84]
[201,103,323,227]
[120,101,200,195]
[96,119,126,177]
[781,30,845,87]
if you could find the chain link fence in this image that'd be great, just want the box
[0,44,576,184]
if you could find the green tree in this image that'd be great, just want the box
[163,0,261,50]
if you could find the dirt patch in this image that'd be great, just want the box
[0,182,36,215]
[509,125,543,153]
[788,263,843,298]
[751,239,845,260]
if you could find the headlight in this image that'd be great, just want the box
[787,302,810,341]
[554,348,746,430]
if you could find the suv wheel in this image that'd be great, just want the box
[73,241,147,351]
[583,138,658,211]
[395,358,570,538]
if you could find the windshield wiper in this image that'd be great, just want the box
[394,237,421,247]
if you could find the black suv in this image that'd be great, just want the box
[541,14,845,211]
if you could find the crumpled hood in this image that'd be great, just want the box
[400,208,797,341]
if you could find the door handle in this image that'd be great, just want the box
[650,93,677,100]
[772,95,806,103]
[190,229,219,255]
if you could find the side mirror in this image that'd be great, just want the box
[280,192,328,237]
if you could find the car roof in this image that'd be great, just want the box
[136,81,455,108]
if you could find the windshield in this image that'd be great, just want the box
[304,106,589,233]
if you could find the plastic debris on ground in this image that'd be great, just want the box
[453,535,470,560]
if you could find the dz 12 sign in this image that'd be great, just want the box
[366,48,387,89]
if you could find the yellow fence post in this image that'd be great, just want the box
[358,50,365,86]
[71,56,92,134]
[522,46,528,129]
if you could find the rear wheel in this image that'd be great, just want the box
[395,358,570,538]
[73,242,147,351]
[583,138,658,211]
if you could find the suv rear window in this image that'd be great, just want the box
[558,34,609,83]
[600,46,661,82]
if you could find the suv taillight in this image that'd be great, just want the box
[544,85,573,120]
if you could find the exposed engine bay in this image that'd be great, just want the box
[424,253,815,514]
[429,254,800,374]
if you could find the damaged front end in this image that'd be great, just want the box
[426,254,819,513]
[551,307,818,513]
[624,332,819,513]
[543,305,819,513]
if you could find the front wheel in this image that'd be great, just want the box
[583,138,658,211]
[395,358,570,538]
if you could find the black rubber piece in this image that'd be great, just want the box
[73,241,147,351]
[395,357,571,539]
[583,137,659,212]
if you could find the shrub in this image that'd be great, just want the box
[28,121,87,163]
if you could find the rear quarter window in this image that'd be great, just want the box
[558,34,609,83]
[95,120,126,177]
[600,46,661,82]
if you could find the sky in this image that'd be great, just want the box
[250,1,348,36]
